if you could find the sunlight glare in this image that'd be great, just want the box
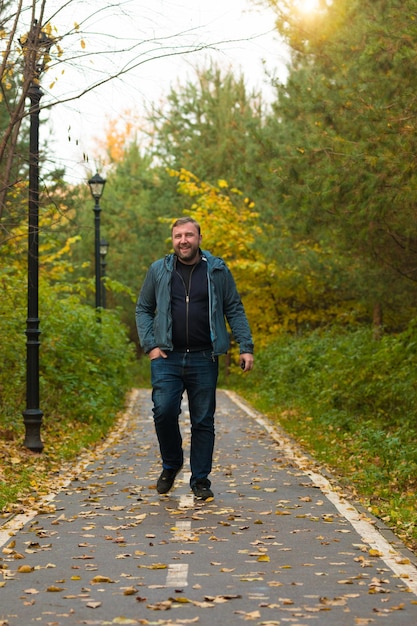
[297,0,320,13]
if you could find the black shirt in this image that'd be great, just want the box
[171,257,211,350]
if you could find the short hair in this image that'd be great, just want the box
[171,217,201,235]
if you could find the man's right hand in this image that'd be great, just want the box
[148,347,167,360]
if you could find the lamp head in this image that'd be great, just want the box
[100,239,109,258]
[88,172,106,200]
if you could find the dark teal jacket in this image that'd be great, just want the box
[136,250,254,356]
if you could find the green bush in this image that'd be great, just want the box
[0,268,26,430]
[0,277,136,437]
[241,324,417,431]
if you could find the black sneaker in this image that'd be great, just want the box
[156,467,182,494]
[192,479,214,501]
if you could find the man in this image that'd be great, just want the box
[136,217,254,501]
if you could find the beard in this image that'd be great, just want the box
[175,245,200,264]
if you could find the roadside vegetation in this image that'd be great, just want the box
[228,326,417,553]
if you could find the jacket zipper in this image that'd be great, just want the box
[177,265,196,350]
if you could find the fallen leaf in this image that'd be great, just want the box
[90,575,113,583]
[368,549,383,557]
[123,587,137,595]
[86,601,102,608]
[146,600,172,610]
[319,596,347,606]
[234,609,261,620]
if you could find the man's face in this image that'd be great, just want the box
[172,222,202,264]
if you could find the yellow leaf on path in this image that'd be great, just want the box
[17,565,33,573]
[123,587,137,595]
[47,585,64,592]
[257,555,270,562]
[90,575,113,583]
[368,549,383,557]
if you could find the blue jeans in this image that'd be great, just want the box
[150,350,219,487]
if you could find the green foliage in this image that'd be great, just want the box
[147,64,267,190]
[242,324,417,429]
[0,265,26,430]
[0,244,136,439]
[40,284,135,426]
[262,0,417,324]
[230,322,417,548]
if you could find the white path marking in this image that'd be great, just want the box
[225,389,417,596]
[165,563,189,587]
[179,494,195,509]
[171,520,193,541]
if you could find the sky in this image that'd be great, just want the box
[42,0,289,184]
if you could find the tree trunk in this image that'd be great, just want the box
[373,302,383,340]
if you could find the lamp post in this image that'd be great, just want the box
[88,173,106,314]
[100,239,109,309]
[20,21,54,452]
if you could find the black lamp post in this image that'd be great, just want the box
[88,173,106,314]
[20,21,54,452]
[100,239,109,309]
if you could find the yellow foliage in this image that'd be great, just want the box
[97,112,141,163]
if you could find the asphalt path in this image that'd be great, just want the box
[1,388,417,626]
